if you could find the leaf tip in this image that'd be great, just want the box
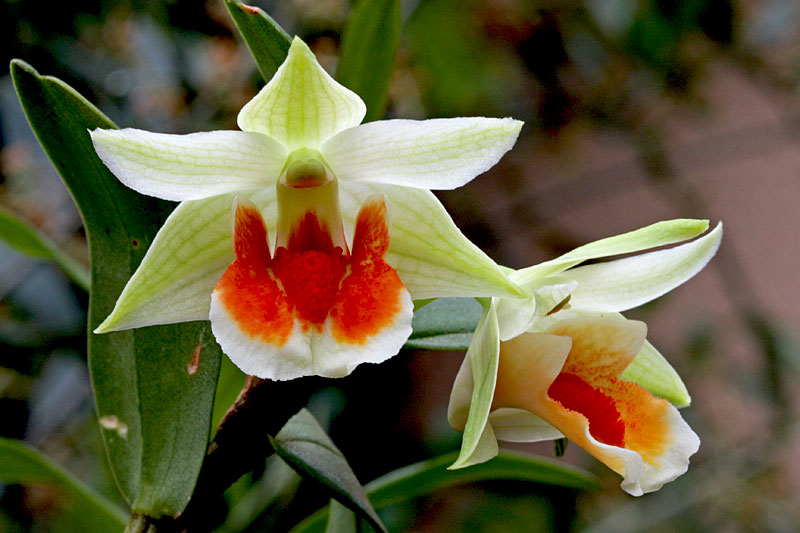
[10,58,34,73]
[9,59,39,89]
[227,0,261,16]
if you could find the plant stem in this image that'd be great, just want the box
[174,376,319,531]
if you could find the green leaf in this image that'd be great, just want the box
[337,0,402,122]
[224,0,292,82]
[0,206,89,290]
[405,297,482,350]
[0,438,127,532]
[11,60,222,517]
[271,409,386,533]
[292,450,598,532]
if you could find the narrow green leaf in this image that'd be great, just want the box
[224,0,292,82]
[11,60,222,517]
[368,450,597,504]
[272,409,386,533]
[0,205,90,290]
[292,450,598,532]
[337,0,402,122]
[0,438,127,532]
[405,297,482,350]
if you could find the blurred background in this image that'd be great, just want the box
[1,0,799,531]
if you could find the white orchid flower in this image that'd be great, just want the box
[90,37,524,380]
[448,219,722,495]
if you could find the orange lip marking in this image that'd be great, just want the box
[273,212,348,329]
[215,201,294,345]
[603,381,671,466]
[330,197,405,345]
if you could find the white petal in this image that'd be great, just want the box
[451,422,500,469]
[562,223,722,312]
[209,296,313,380]
[449,302,501,468]
[339,182,524,299]
[237,37,366,150]
[447,352,476,433]
[495,293,537,342]
[311,290,414,378]
[630,403,700,495]
[515,219,711,285]
[90,128,287,201]
[322,118,522,189]
[581,429,645,496]
[444,344,502,469]
[95,190,277,333]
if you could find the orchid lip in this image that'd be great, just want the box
[209,195,414,380]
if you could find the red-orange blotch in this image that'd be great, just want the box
[331,197,405,344]
[215,201,294,345]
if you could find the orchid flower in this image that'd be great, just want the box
[90,37,524,380]
[448,219,722,495]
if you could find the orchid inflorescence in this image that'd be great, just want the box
[91,36,721,495]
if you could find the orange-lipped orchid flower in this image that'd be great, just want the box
[90,37,525,379]
[449,221,722,494]
[493,315,699,496]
